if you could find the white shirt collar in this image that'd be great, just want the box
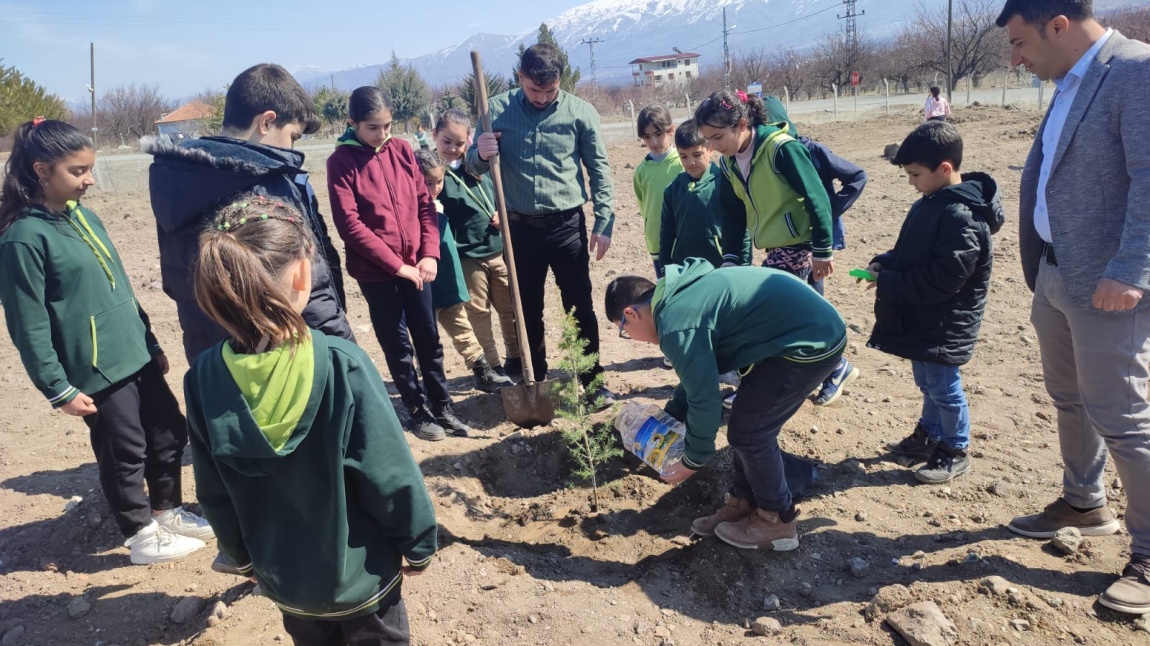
[1056,28,1113,90]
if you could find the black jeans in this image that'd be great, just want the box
[82,361,187,537]
[359,278,451,412]
[282,593,409,646]
[728,355,839,513]
[509,209,602,386]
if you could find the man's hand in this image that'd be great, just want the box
[397,265,424,290]
[1092,278,1144,312]
[812,257,835,282]
[61,393,97,417]
[660,461,697,485]
[154,353,170,376]
[477,131,501,162]
[589,234,612,261]
[416,257,438,284]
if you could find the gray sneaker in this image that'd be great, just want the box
[1100,557,1150,615]
[1006,498,1120,539]
[915,445,970,484]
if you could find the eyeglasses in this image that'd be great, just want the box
[616,297,653,340]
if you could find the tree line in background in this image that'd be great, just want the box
[2,4,1147,151]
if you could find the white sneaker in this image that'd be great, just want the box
[723,392,738,410]
[126,521,205,565]
[155,506,216,540]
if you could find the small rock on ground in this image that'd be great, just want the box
[978,575,1010,596]
[885,601,958,646]
[751,616,782,636]
[170,596,205,624]
[865,584,913,621]
[1,626,25,646]
[66,596,91,618]
[847,557,870,579]
[1050,526,1082,555]
[762,594,780,611]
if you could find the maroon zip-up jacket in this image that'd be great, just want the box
[326,134,439,282]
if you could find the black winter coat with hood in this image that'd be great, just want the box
[145,136,354,361]
[866,172,1005,366]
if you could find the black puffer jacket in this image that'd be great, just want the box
[144,136,354,362]
[866,172,1005,366]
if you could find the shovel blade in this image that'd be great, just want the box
[500,381,555,429]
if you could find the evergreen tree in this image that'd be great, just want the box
[312,86,349,125]
[376,51,430,129]
[508,43,526,90]
[0,61,68,139]
[510,25,581,94]
[457,69,507,117]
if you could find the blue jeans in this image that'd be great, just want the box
[728,355,840,512]
[911,361,970,450]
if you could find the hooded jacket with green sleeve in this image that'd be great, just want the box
[440,165,503,260]
[718,123,834,262]
[185,330,438,620]
[0,203,161,407]
[655,260,847,468]
[659,165,750,268]
[633,151,684,258]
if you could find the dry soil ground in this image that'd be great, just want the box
[2,103,1150,646]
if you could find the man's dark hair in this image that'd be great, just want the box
[891,121,964,171]
[674,119,706,149]
[996,0,1093,28]
[520,44,564,85]
[222,63,321,135]
[604,276,656,324]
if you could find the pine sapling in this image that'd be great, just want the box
[549,309,622,511]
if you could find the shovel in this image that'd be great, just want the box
[471,50,555,428]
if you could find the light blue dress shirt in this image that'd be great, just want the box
[1035,29,1114,243]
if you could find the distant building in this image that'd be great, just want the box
[154,100,215,139]
[629,53,700,87]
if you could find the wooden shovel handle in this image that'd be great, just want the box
[471,50,537,388]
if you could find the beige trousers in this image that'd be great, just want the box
[436,303,483,368]
[461,253,520,366]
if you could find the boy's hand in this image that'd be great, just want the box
[862,262,881,291]
[154,353,170,376]
[661,461,697,485]
[61,393,97,417]
[477,131,501,161]
[812,257,835,281]
[416,257,438,284]
[397,265,424,290]
[490,212,501,229]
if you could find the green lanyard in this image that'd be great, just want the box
[445,167,496,221]
[61,201,116,290]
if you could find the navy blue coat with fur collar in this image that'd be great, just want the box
[144,135,354,361]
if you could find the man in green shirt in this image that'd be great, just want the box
[467,43,615,404]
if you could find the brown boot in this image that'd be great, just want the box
[715,508,800,551]
[690,494,754,537]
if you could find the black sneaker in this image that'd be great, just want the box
[584,386,617,412]
[887,423,938,462]
[472,358,513,393]
[407,405,447,441]
[915,445,970,484]
[432,403,473,437]
[502,357,524,384]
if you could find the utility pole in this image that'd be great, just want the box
[89,43,97,150]
[722,7,737,90]
[580,37,604,82]
[837,0,865,54]
[946,0,954,102]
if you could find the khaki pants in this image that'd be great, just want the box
[436,303,483,368]
[461,253,520,366]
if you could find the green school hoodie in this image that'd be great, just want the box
[656,259,847,468]
[441,165,503,260]
[0,203,160,407]
[659,165,750,269]
[633,151,684,258]
[185,330,438,620]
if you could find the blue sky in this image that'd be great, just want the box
[0,0,587,103]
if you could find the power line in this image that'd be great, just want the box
[684,0,842,52]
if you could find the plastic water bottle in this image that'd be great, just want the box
[614,402,686,477]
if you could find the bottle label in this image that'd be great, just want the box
[633,417,682,470]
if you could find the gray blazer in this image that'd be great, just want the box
[1019,31,1150,310]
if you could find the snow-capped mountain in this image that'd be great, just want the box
[298,0,1144,90]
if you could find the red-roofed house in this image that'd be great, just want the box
[154,100,215,139]
[629,53,700,87]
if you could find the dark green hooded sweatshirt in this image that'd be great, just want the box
[656,259,847,468]
[185,330,437,620]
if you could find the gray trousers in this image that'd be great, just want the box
[1031,260,1150,557]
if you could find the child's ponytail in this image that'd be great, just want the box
[0,119,93,233]
[195,195,314,354]
[694,90,769,131]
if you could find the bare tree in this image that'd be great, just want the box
[729,47,772,91]
[810,30,876,94]
[904,0,1008,90]
[767,48,811,101]
[1107,6,1150,43]
[98,83,173,147]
